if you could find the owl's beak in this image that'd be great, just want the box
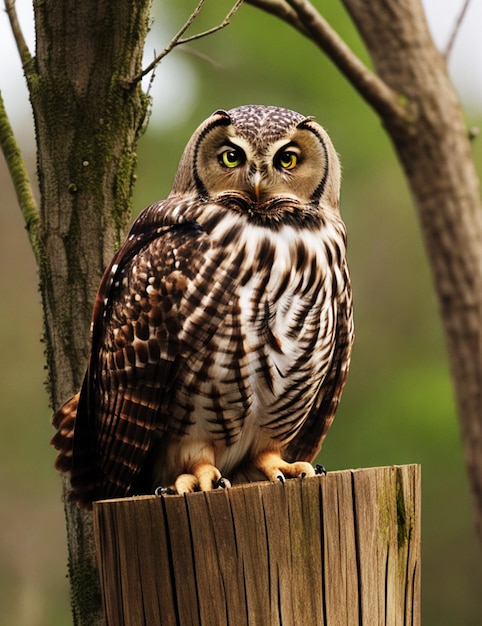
[251,170,263,202]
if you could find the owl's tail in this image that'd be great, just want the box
[51,393,79,473]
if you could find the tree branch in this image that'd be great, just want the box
[131,0,244,85]
[4,0,33,69]
[244,0,307,34]
[247,0,407,124]
[444,0,472,60]
[0,90,40,261]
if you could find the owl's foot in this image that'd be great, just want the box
[254,450,316,484]
[156,462,231,495]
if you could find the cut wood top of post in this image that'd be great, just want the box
[93,464,421,626]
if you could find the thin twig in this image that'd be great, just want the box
[181,45,224,69]
[4,0,33,69]
[247,0,406,124]
[445,0,472,60]
[0,90,40,262]
[131,0,244,85]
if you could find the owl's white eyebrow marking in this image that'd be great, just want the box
[225,135,253,157]
[268,138,301,158]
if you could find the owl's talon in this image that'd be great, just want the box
[315,464,327,475]
[155,486,176,496]
[214,477,231,489]
[276,473,286,484]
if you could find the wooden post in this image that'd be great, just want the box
[93,464,420,625]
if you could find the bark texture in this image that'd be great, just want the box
[27,1,152,623]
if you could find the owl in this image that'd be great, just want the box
[51,105,354,510]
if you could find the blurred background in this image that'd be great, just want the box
[1,1,481,624]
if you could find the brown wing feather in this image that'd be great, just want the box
[63,204,213,508]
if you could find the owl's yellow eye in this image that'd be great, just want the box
[219,148,244,168]
[278,151,298,170]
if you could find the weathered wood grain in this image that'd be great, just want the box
[93,464,421,625]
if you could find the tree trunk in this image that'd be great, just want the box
[28,1,152,623]
[341,0,482,540]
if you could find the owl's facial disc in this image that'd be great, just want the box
[193,116,337,213]
[212,138,304,204]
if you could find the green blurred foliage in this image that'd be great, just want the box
[1,1,481,624]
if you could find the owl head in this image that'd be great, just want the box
[170,105,341,217]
